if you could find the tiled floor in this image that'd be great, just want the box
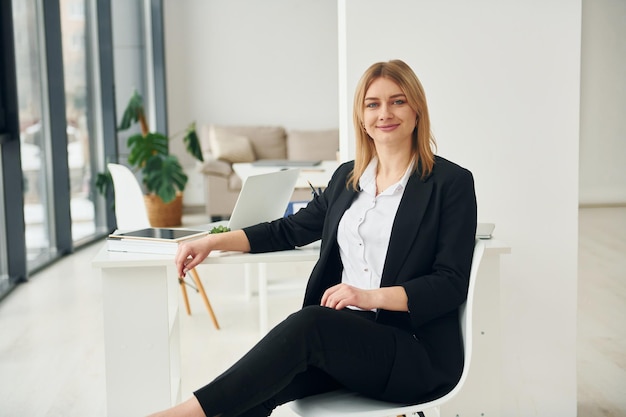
[576,207,626,417]
[0,207,624,416]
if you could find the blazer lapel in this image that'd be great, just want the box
[322,185,359,253]
[304,184,358,305]
[380,174,433,287]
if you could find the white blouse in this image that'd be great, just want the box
[336,157,414,308]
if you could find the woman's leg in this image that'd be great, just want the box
[236,365,341,417]
[148,366,339,417]
[190,306,434,417]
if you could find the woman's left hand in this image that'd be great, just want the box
[321,284,410,312]
[321,283,375,310]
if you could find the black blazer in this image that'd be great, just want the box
[244,155,477,397]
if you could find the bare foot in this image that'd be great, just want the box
[146,397,207,417]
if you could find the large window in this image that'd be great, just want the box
[0,158,9,295]
[13,0,55,266]
[1,0,159,299]
[60,0,103,244]
[1,0,27,298]
[6,0,114,279]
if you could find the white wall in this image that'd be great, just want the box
[111,0,147,160]
[341,1,580,415]
[164,1,585,415]
[163,0,626,208]
[579,0,626,205]
[163,0,339,167]
[108,1,622,230]
[163,0,339,206]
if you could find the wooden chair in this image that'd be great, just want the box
[107,163,220,329]
[289,239,486,417]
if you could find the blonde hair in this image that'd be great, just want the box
[348,59,436,190]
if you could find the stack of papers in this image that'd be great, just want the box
[107,228,209,255]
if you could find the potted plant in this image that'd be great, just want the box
[96,90,204,227]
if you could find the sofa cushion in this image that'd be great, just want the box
[287,129,339,161]
[246,126,287,160]
[200,124,212,153]
[228,173,243,190]
[198,155,232,177]
[213,125,287,160]
[208,126,256,164]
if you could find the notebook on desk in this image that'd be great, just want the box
[226,168,300,230]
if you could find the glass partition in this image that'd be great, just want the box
[0,157,8,296]
[60,0,100,243]
[13,0,56,266]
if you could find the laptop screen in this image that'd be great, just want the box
[227,168,300,230]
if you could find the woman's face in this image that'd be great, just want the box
[362,77,417,150]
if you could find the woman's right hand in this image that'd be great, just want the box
[175,236,213,277]
[175,229,252,277]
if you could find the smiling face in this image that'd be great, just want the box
[362,77,418,151]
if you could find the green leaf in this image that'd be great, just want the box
[142,155,188,203]
[209,225,230,234]
[94,170,115,210]
[94,171,113,196]
[182,122,204,162]
[118,90,144,131]
[127,132,169,168]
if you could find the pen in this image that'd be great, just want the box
[307,180,320,197]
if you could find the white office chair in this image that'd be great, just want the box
[289,239,485,417]
[107,163,220,329]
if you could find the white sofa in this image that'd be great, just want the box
[198,124,339,219]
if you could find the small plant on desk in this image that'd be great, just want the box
[209,225,230,234]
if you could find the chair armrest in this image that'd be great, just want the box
[198,154,233,177]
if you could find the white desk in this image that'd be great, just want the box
[233,160,339,190]
[92,244,319,417]
[92,240,509,417]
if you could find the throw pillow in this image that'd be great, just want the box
[209,126,256,163]
[287,129,339,161]
[212,125,287,160]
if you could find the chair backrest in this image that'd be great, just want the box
[289,238,486,416]
[107,163,151,231]
[436,237,485,404]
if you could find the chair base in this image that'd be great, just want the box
[289,389,437,417]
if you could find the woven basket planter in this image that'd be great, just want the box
[144,192,183,227]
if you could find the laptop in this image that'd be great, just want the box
[225,168,300,230]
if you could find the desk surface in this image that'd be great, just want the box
[92,239,508,269]
[92,243,321,268]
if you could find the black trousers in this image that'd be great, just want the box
[193,305,437,417]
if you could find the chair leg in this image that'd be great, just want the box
[178,277,192,315]
[189,268,221,330]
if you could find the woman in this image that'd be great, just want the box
[149,59,477,417]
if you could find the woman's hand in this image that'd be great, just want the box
[175,237,213,277]
[175,229,251,277]
[321,283,409,312]
[320,283,375,310]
